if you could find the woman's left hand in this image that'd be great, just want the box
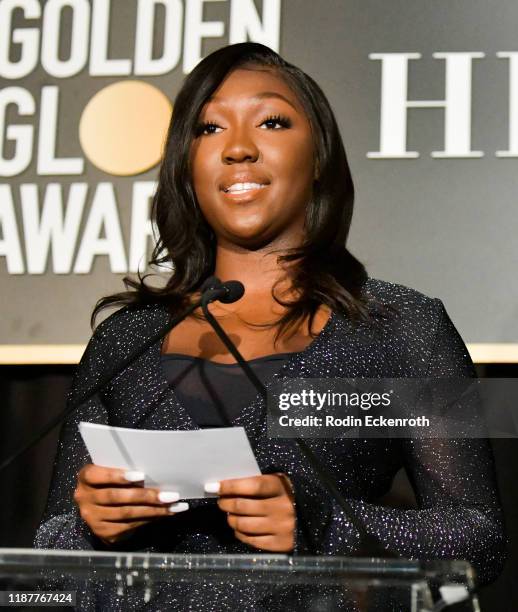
[213,473,296,552]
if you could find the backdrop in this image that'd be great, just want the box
[1,0,517,359]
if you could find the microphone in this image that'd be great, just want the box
[200,283,397,559]
[201,280,244,307]
[216,280,245,304]
[200,275,223,292]
[0,276,224,474]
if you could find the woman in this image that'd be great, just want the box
[35,42,505,608]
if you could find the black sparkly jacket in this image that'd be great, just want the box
[34,278,506,589]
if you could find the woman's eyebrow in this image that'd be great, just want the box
[208,91,298,111]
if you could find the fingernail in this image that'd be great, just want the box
[168,502,189,513]
[204,482,220,494]
[124,470,145,482]
[158,491,180,503]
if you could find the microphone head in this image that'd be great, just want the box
[219,281,245,304]
[200,276,222,292]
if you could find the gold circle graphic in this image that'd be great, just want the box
[79,80,172,176]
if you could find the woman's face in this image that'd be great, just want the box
[190,66,317,250]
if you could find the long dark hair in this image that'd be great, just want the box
[92,42,372,342]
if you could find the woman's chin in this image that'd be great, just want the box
[223,227,279,251]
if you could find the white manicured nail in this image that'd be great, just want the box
[204,482,220,494]
[158,491,180,503]
[168,502,189,513]
[124,470,145,482]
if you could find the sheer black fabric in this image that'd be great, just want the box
[160,353,292,427]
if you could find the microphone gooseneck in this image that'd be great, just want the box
[0,279,224,474]
[201,289,266,402]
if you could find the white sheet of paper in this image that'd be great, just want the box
[79,422,261,499]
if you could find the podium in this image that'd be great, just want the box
[0,549,478,611]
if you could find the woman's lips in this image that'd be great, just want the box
[220,183,269,202]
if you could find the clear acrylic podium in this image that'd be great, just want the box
[0,549,478,611]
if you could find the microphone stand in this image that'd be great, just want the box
[201,297,396,559]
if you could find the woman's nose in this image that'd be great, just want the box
[221,128,260,164]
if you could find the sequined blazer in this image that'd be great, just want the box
[34,278,506,592]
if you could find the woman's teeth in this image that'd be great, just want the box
[225,182,266,193]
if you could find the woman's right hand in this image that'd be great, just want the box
[73,464,188,545]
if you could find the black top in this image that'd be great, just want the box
[34,277,506,607]
[160,352,294,427]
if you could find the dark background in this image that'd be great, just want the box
[0,363,516,611]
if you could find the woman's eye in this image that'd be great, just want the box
[196,122,222,136]
[260,115,292,130]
